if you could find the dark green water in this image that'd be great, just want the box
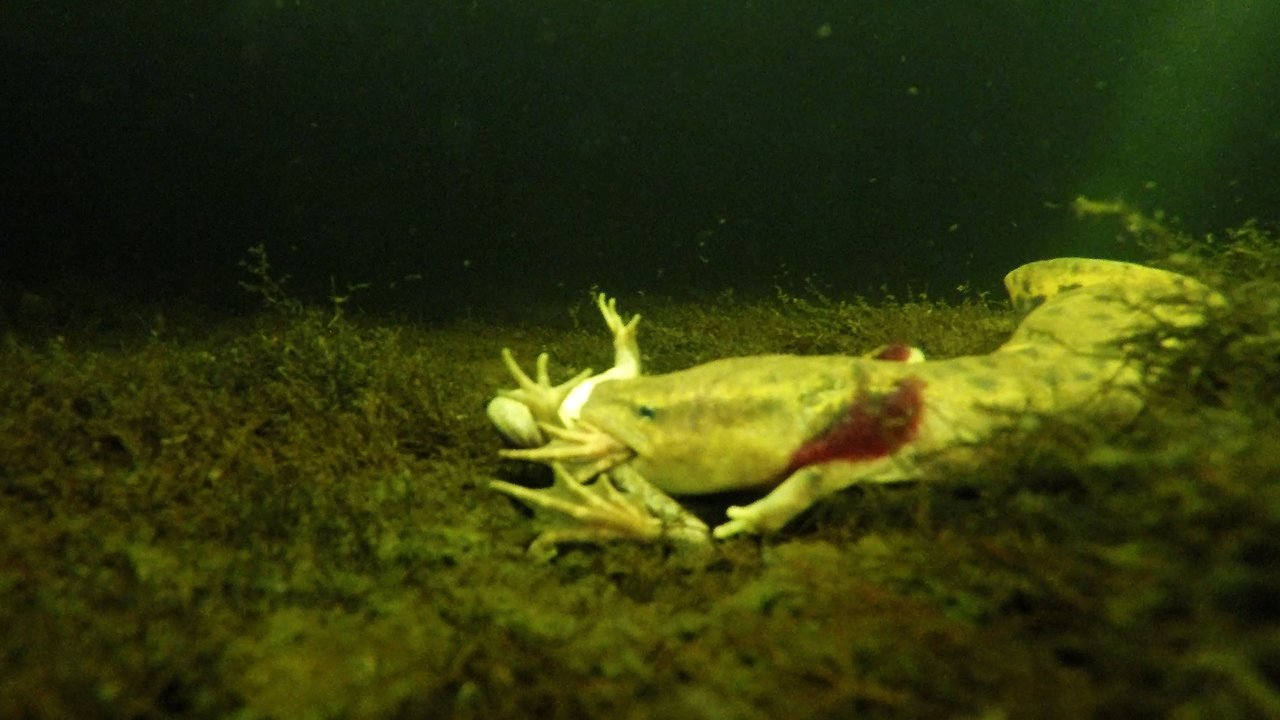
[4,2,1278,317]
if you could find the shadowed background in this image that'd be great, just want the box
[3,1,1278,318]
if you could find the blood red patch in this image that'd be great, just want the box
[872,344,920,362]
[785,377,925,474]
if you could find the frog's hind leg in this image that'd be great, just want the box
[1002,257,1217,313]
[491,463,709,559]
[1001,258,1224,358]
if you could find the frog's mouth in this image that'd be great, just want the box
[499,421,635,481]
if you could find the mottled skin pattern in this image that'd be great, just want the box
[486,259,1223,558]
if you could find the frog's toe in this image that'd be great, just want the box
[491,464,669,557]
[596,294,639,336]
[712,506,760,539]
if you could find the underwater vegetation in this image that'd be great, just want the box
[1,213,1279,718]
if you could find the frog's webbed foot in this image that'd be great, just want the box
[491,463,709,560]
[499,422,633,480]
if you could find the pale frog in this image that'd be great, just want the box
[486,259,1223,558]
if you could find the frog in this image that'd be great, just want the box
[486,259,1224,558]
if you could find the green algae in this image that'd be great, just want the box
[2,220,1279,718]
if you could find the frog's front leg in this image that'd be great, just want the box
[713,458,916,539]
[596,294,642,377]
[715,374,927,539]
[488,350,592,447]
[491,463,709,559]
[489,294,639,446]
[558,295,643,425]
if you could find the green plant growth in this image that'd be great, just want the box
[1,220,1278,718]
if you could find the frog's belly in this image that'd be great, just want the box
[622,349,1144,496]
[614,358,927,495]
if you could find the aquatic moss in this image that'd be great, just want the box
[1,220,1278,717]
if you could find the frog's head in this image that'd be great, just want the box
[495,375,660,479]
[496,378,641,481]
[575,383,661,457]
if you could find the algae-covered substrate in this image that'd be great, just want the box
[3,223,1279,719]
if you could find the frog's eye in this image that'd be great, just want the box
[636,404,658,420]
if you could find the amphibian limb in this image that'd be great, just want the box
[487,263,1223,557]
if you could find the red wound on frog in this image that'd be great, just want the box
[872,344,923,362]
[786,377,925,472]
